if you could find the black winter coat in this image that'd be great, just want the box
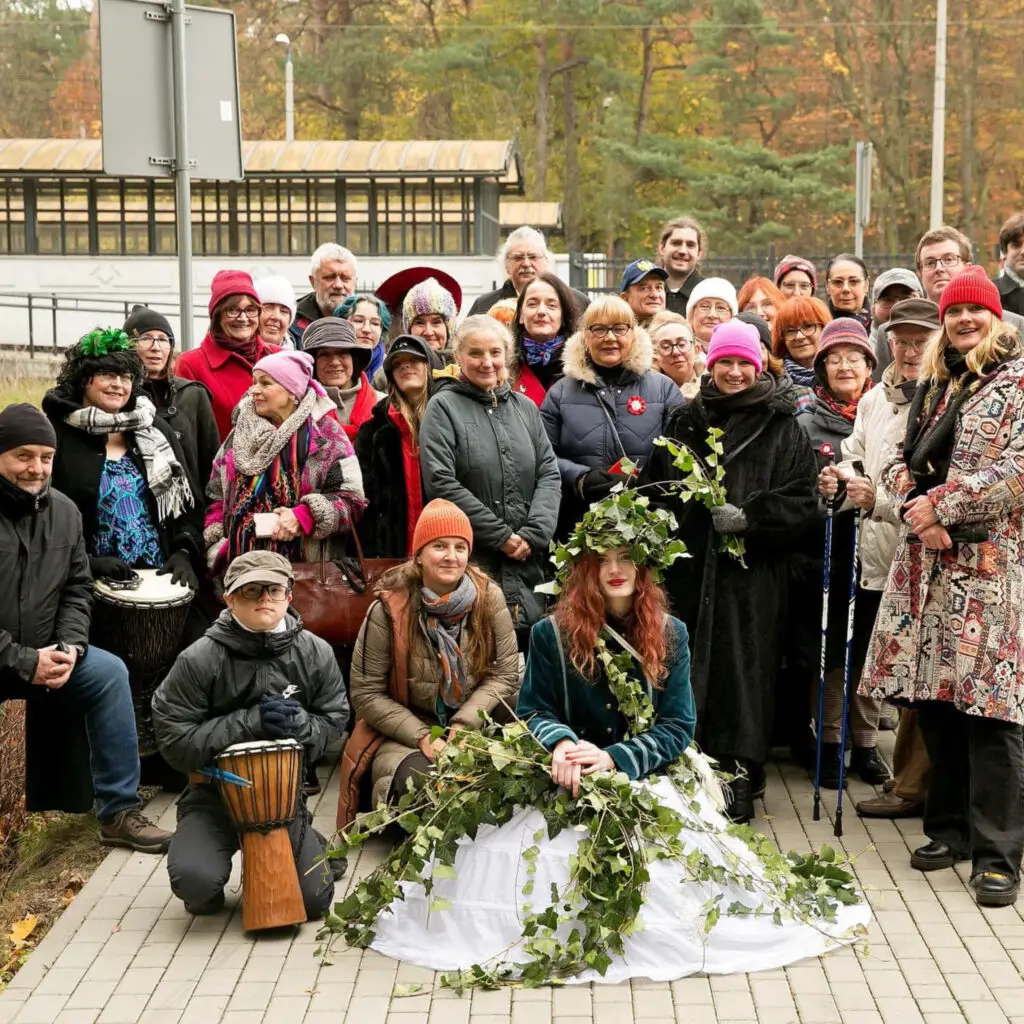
[142,376,220,498]
[151,608,350,774]
[353,398,417,559]
[468,279,591,318]
[420,377,562,628]
[42,390,204,571]
[644,378,819,765]
[997,274,1024,318]
[0,481,95,813]
[664,270,703,317]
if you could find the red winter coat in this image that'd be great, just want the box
[174,332,280,440]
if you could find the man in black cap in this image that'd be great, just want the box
[619,258,668,326]
[0,403,172,852]
[152,550,349,917]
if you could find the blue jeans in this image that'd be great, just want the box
[64,646,142,822]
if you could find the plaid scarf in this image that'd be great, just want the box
[420,573,477,709]
[64,396,193,522]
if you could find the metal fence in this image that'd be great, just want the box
[569,248,919,294]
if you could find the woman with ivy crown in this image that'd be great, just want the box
[345,491,869,984]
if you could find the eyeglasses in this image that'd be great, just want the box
[783,323,822,340]
[824,352,868,368]
[828,277,865,289]
[93,371,135,384]
[349,315,382,330]
[587,323,631,339]
[507,252,546,264]
[223,305,260,320]
[135,334,171,349]
[657,339,692,354]
[693,301,732,316]
[891,336,930,350]
[920,254,965,272]
[235,583,291,601]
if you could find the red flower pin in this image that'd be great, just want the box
[819,442,834,458]
[626,396,647,415]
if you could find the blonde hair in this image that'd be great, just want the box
[582,294,637,330]
[921,318,1022,382]
[648,310,692,340]
[452,314,514,361]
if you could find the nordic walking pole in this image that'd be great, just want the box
[834,462,865,838]
[813,444,837,822]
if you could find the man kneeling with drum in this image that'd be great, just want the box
[152,552,348,922]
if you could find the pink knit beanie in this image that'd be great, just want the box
[252,350,325,399]
[705,320,764,374]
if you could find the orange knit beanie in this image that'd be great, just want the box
[412,499,473,554]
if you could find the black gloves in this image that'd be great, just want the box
[259,693,311,741]
[711,502,748,535]
[578,469,619,502]
[90,556,133,581]
[157,550,198,590]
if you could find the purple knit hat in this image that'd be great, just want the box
[706,320,764,374]
[253,350,326,399]
[813,317,876,386]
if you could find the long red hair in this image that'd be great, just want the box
[554,555,670,686]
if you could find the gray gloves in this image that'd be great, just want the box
[711,502,748,534]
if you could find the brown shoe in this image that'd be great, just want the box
[100,808,173,854]
[855,793,923,819]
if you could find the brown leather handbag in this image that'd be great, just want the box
[289,531,402,647]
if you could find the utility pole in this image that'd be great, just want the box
[929,0,948,229]
[855,142,873,259]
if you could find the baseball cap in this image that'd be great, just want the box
[872,268,923,304]
[619,258,668,292]
[883,297,940,332]
[224,551,294,595]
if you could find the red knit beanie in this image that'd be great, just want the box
[208,269,261,318]
[412,499,473,554]
[938,266,1002,321]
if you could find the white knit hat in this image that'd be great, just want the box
[685,277,739,318]
[254,275,297,320]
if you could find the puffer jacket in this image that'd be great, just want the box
[151,607,349,774]
[839,365,915,590]
[348,575,519,809]
[419,377,561,628]
[539,326,685,487]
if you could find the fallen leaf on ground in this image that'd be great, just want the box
[393,982,427,997]
[8,916,37,947]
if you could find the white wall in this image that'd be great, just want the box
[0,253,574,349]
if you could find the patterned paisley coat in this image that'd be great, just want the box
[860,357,1024,723]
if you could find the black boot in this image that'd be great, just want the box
[851,746,891,785]
[974,872,1019,908]
[726,775,754,824]
[815,742,844,790]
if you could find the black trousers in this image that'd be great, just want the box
[166,786,334,918]
[917,700,1024,879]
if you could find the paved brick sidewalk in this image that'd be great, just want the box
[2,731,1022,1024]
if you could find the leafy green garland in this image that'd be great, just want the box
[317,431,864,987]
[320,656,863,989]
[652,427,747,566]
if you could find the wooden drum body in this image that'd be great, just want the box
[93,569,193,756]
[216,739,306,931]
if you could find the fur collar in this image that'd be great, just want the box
[560,325,654,386]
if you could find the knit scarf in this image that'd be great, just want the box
[783,357,817,388]
[212,326,262,365]
[420,573,477,709]
[813,381,873,424]
[223,391,321,561]
[64,396,193,522]
[827,300,872,333]
[522,334,564,367]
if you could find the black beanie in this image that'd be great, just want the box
[123,304,175,345]
[0,404,57,454]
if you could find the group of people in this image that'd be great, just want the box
[0,209,1022,956]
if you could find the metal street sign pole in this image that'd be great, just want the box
[854,142,873,259]
[929,0,948,229]
[170,0,194,351]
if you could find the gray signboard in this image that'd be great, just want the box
[99,0,243,181]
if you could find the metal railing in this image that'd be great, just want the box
[569,248,919,294]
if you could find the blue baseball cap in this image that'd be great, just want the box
[619,258,668,292]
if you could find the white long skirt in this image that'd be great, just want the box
[369,775,871,982]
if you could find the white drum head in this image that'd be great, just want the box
[219,738,302,755]
[94,568,193,606]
